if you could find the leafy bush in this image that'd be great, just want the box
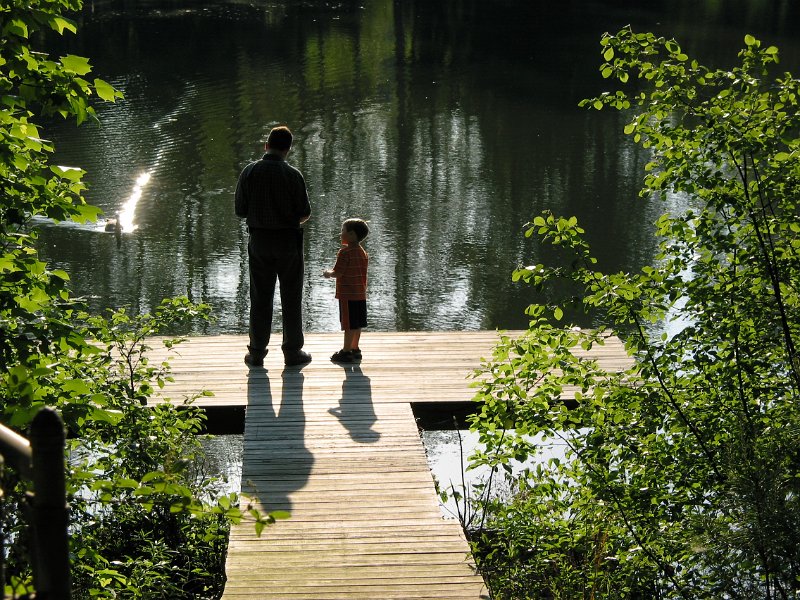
[469,29,800,599]
[2,299,259,599]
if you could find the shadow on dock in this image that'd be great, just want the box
[328,364,379,444]
[241,368,313,514]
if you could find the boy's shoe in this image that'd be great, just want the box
[331,349,356,363]
[244,347,267,367]
[351,349,362,360]
[284,350,312,366]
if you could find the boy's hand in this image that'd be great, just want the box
[322,270,335,278]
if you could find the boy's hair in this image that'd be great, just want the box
[343,218,369,242]
[267,126,293,151]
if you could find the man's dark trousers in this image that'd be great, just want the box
[247,228,305,355]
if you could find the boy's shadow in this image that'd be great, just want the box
[242,367,313,515]
[328,365,380,443]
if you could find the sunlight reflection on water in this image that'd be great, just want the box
[117,171,151,232]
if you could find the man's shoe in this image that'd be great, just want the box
[244,347,267,367]
[351,348,362,360]
[284,350,312,366]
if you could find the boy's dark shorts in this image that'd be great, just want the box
[339,299,367,331]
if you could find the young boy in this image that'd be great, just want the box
[323,218,369,362]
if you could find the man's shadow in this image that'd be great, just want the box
[242,367,313,515]
[328,365,380,443]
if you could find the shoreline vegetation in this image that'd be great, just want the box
[460,29,800,598]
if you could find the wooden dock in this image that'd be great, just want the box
[153,331,631,599]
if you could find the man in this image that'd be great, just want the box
[235,125,312,367]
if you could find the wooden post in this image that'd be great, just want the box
[29,407,71,600]
[0,421,33,597]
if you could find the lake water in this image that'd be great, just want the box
[36,0,800,334]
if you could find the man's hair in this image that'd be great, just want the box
[267,126,293,152]
[343,218,369,242]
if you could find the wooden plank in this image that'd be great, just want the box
[145,332,630,599]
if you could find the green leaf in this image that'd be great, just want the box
[15,293,47,313]
[60,54,92,75]
[50,17,77,35]
[12,154,30,171]
[744,34,756,46]
[90,408,123,425]
[603,47,614,61]
[51,165,85,182]
[72,204,102,223]
[141,472,163,483]
[4,19,29,38]
[94,78,120,102]
[63,379,91,395]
